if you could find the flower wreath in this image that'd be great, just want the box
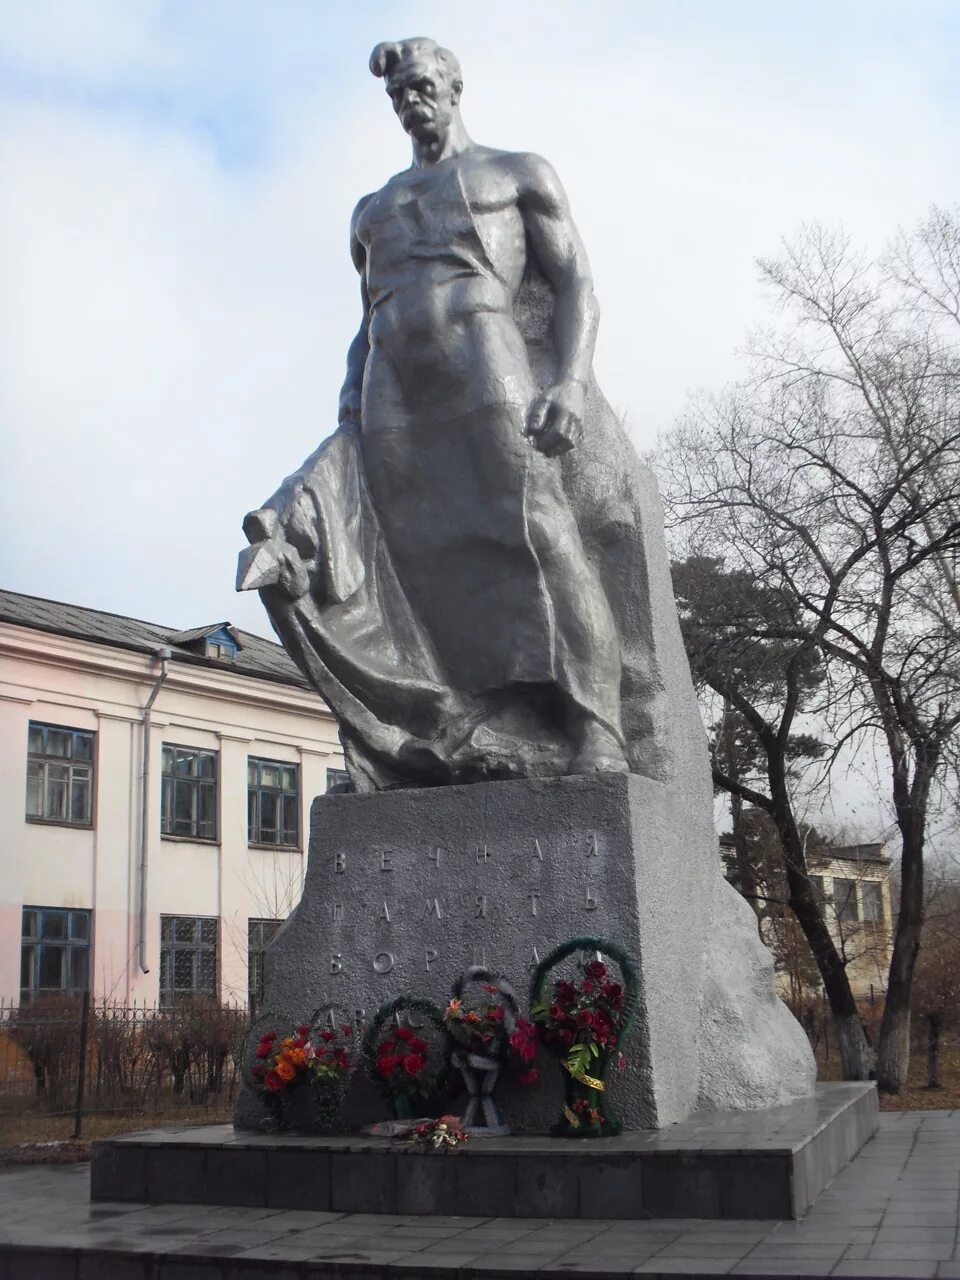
[362,995,450,1114]
[445,966,538,1083]
[242,1009,355,1130]
[445,966,518,1059]
[530,936,637,1136]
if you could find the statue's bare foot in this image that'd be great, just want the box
[570,719,629,775]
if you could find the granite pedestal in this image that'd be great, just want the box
[93,1083,879,1221]
[235,772,815,1134]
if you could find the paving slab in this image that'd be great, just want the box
[0,1109,958,1277]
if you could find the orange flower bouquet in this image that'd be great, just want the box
[251,1021,353,1129]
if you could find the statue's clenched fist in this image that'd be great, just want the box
[524,379,585,457]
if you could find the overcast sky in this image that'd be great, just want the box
[3,0,958,640]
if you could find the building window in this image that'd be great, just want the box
[247,759,299,847]
[325,767,349,793]
[161,745,217,840]
[21,907,91,1002]
[205,638,236,661]
[248,918,282,1010]
[26,723,94,826]
[159,916,217,1006]
[833,877,859,923]
[862,881,884,923]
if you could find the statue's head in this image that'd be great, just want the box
[369,38,463,144]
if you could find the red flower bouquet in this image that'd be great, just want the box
[375,1025,432,1101]
[507,1017,540,1086]
[531,939,636,1137]
[363,996,448,1120]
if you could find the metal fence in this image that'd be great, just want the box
[0,996,250,1138]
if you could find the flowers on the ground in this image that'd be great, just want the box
[407,1115,469,1151]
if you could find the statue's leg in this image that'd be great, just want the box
[522,456,628,771]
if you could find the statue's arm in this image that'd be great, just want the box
[515,154,598,457]
[517,153,599,387]
[338,195,374,426]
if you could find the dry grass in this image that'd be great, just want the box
[817,1044,960,1110]
[0,1099,233,1165]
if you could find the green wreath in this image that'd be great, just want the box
[530,936,638,1137]
[531,936,637,1048]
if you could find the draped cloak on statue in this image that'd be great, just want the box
[244,268,664,792]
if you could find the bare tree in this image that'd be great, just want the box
[912,872,960,1090]
[673,556,875,1079]
[659,209,960,1092]
[221,852,304,1007]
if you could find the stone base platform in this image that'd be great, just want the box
[92,1083,877,1222]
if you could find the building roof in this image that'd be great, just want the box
[167,623,244,649]
[719,832,890,870]
[0,589,313,694]
[826,842,890,867]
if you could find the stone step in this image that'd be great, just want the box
[90,1082,879,1222]
[0,1240,859,1279]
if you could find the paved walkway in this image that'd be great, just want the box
[0,1110,957,1278]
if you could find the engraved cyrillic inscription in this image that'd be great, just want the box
[528,892,541,916]
[331,903,344,923]
[380,849,394,872]
[586,832,599,858]
[373,951,395,974]
[585,887,599,910]
[532,838,544,862]
[378,900,391,922]
[425,947,438,970]
[330,953,343,974]
[475,894,487,919]
[334,851,346,873]
[423,897,442,919]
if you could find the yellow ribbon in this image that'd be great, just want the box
[563,1106,581,1129]
[563,1060,605,1091]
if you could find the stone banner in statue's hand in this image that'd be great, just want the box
[237,506,312,602]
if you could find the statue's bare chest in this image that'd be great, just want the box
[357,157,525,284]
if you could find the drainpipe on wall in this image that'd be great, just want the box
[138,648,171,974]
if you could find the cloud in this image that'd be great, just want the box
[2,0,959,637]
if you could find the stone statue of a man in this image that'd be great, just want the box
[233,42,820,1134]
[239,38,667,791]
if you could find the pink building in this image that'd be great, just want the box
[0,590,343,1007]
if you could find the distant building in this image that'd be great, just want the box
[0,590,345,1008]
[808,843,893,1000]
[721,834,894,1001]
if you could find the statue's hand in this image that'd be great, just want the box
[524,380,585,457]
[236,506,313,602]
